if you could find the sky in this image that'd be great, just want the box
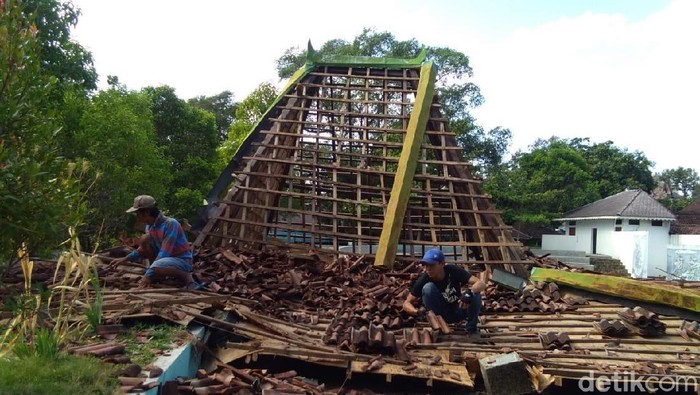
[70,0,699,173]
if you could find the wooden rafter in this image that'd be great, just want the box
[196,57,530,269]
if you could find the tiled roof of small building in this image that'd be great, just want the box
[555,189,676,221]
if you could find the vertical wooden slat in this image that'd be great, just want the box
[374,62,437,268]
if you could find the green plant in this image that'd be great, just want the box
[0,354,119,395]
[119,322,190,366]
[0,244,43,357]
[0,228,104,357]
[84,274,104,332]
[33,328,59,358]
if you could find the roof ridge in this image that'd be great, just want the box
[617,189,642,216]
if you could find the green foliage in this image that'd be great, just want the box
[171,186,206,223]
[0,354,118,395]
[656,167,698,199]
[22,0,97,93]
[83,275,103,332]
[485,137,656,225]
[118,322,189,367]
[218,82,278,169]
[188,90,238,141]
[486,139,600,225]
[275,28,510,173]
[32,328,60,357]
[655,167,699,211]
[0,0,87,260]
[143,86,219,219]
[71,85,171,245]
[1,230,106,362]
[570,138,655,196]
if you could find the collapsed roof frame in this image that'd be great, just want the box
[195,44,527,273]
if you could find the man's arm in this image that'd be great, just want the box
[402,293,421,315]
[468,276,487,293]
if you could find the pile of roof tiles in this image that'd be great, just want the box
[482,281,579,313]
[171,366,328,395]
[617,306,667,337]
[538,331,572,351]
[679,320,700,341]
[593,319,630,336]
[194,248,489,355]
[198,249,411,310]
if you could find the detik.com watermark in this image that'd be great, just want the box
[578,371,697,393]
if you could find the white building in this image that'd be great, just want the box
[542,190,676,278]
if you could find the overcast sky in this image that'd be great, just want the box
[70,0,699,173]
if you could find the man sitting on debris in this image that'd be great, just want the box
[109,195,198,289]
[402,248,486,337]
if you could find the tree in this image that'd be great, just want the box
[22,0,96,93]
[485,140,600,225]
[485,137,657,225]
[72,84,171,245]
[655,167,699,211]
[568,139,654,197]
[142,86,219,220]
[275,28,511,173]
[188,91,238,141]
[0,0,87,260]
[217,82,277,170]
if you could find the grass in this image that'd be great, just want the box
[118,322,191,367]
[0,354,119,395]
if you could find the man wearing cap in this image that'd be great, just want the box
[402,248,487,337]
[110,195,197,289]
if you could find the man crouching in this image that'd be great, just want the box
[110,195,197,289]
[402,248,486,338]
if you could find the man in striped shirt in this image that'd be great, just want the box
[110,195,197,288]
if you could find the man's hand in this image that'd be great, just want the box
[459,290,474,309]
[137,276,151,288]
[416,306,427,320]
[108,256,129,269]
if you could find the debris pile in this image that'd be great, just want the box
[174,366,327,394]
[482,281,580,313]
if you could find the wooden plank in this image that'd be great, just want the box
[530,268,700,312]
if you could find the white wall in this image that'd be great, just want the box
[547,218,671,278]
[670,235,700,247]
[542,234,578,251]
[610,231,649,278]
[667,246,700,280]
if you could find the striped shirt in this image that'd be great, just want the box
[127,213,192,263]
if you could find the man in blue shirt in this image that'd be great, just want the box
[110,195,197,289]
[402,248,486,337]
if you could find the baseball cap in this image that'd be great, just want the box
[420,248,445,265]
[126,195,156,213]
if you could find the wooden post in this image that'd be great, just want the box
[374,62,436,268]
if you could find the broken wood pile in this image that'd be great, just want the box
[174,366,329,394]
[193,249,424,340]
[186,247,699,392]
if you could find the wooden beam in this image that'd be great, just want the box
[530,267,700,313]
[374,62,436,268]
